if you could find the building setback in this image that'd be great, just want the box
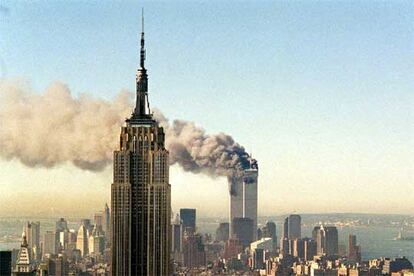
[111,14,171,276]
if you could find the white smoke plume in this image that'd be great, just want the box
[0,80,252,192]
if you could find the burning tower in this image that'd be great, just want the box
[230,159,258,241]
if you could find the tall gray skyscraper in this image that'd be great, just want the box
[171,214,182,253]
[230,159,258,240]
[111,14,171,276]
[262,221,277,252]
[43,231,57,256]
[288,214,301,240]
[104,203,110,246]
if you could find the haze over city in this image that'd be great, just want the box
[0,1,413,217]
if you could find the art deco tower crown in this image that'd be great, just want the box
[131,9,150,120]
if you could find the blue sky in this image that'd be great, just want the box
[0,1,413,217]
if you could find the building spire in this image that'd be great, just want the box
[140,8,145,69]
[132,8,150,119]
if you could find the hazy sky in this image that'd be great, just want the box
[0,1,413,217]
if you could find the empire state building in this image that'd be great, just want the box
[111,16,171,276]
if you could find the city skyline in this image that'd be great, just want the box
[0,1,413,217]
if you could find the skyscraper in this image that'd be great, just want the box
[231,217,254,248]
[111,13,171,276]
[182,232,206,269]
[94,212,104,232]
[348,234,361,263]
[180,208,196,233]
[288,214,301,240]
[303,238,317,261]
[314,225,338,257]
[43,231,57,256]
[76,225,88,257]
[23,222,40,261]
[230,159,258,240]
[171,214,183,253]
[283,217,289,238]
[104,203,110,246]
[55,218,68,233]
[12,233,35,275]
[261,221,277,252]
[215,222,230,242]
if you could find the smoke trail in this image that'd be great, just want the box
[0,80,252,193]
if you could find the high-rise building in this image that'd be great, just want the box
[94,212,104,232]
[12,233,35,276]
[89,226,105,256]
[303,238,317,261]
[292,238,305,259]
[348,234,361,263]
[182,233,206,269]
[283,217,289,239]
[104,203,110,246]
[252,248,265,270]
[24,222,40,261]
[215,222,230,242]
[288,214,301,240]
[43,231,57,256]
[231,217,254,248]
[180,208,196,233]
[230,159,258,240]
[0,251,12,276]
[261,221,277,252]
[223,238,243,260]
[314,225,338,256]
[55,218,69,254]
[171,214,182,253]
[323,226,338,256]
[81,219,93,233]
[58,230,69,252]
[76,225,88,257]
[55,218,68,233]
[280,237,289,256]
[46,255,69,276]
[111,14,171,276]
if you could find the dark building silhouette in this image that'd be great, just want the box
[288,215,301,240]
[111,13,170,276]
[252,248,265,269]
[292,238,305,259]
[231,217,254,248]
[215,223,229,242]
[280,237,289,256]
[283,217,289,239]
[303,238,317,261]
[180,208,196,233]
[0,251,11,276]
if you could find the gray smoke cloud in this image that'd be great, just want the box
[0,79,252,193]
